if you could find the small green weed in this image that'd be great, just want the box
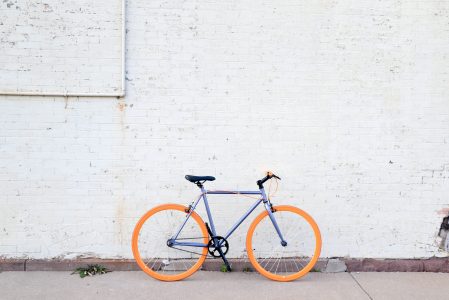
[220,264,229,272]
[72,264,111,278]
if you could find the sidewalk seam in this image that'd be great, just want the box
[349,272,373,300]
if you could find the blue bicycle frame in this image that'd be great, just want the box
[169,185,286,249]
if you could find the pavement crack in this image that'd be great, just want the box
[349,272,373,300]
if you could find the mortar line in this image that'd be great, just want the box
[349,272,373,300]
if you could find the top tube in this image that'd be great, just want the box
[205,190,262,195]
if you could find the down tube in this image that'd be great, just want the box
[223,199,262,240]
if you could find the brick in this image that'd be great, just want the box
[423,258,449,272]
[0,259,25,271]
[345,259,433,272]
[25,259,139,271]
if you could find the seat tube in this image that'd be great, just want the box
[202,187,217,236]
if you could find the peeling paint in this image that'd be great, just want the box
[42,3,52,12]
[437,208,449,216]
[117,101,126,112]
[115,197,126,246]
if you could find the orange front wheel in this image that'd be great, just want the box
[132,204,208,281]
[246,205,322,282]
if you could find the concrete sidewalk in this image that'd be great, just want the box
[1,271,448,300]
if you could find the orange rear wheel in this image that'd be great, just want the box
[132,204,208,281]
[246,205,322,282]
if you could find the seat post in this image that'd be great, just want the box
[196,181,205,189]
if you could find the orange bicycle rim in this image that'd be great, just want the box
[131,203,208,281]
[246,205,322,282]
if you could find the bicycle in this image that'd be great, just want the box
[131,172,322,282]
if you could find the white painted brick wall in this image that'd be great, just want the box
[0,0,122,94]
[1,0,449,259]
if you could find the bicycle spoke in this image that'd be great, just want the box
[258,222,297,269]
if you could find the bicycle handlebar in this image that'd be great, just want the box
[257,171,281,188]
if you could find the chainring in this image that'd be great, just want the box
[207,236,229,257]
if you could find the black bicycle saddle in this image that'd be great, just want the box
[185,175,216,183]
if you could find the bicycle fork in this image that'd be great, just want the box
[263,199,288,247]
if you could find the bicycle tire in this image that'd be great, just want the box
[246,205,322,282]
[132,204,208,281]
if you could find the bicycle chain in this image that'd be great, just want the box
[167,237,209,257]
